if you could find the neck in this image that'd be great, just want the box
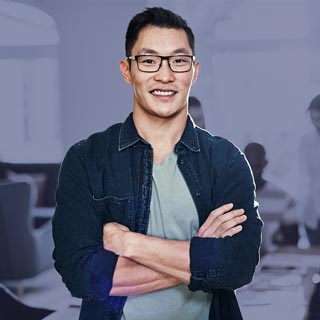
[255,177,266,191]
[133,111,187,163]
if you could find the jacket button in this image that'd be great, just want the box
[180,160,184,164]
[195,192,201,197]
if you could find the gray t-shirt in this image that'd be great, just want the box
[122,152,211,320]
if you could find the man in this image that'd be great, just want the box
[244,142,297,254]
[299,94,320,246]
[188,96,205,128]
[52,7,262,320]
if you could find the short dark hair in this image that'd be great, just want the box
[244,142,266,159]
[308,94,320,112]
[125,7,195,56]
[188,96,202,108]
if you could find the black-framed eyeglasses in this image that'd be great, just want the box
[127,55,196,73]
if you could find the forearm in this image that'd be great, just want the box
[110,256,181,296]
[104,202,253,294]
[122,232,191,284]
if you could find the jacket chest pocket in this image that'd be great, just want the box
[93,195,135,228]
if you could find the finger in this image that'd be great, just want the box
[198,203,233,234]
[217,209,246,227]
[215,214,247,236]
[207,203,234,222]
[220,225,243,238]
[198,208,244,236]
[199,212,246,237]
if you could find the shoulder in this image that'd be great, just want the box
[68,123,122,160]
[196,127,242,160]
[195,128,251,184]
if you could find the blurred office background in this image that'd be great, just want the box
[0,0,319,319]
[1,0,320,195]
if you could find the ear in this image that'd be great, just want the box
[120,59,132,85]
[191,61,200,86]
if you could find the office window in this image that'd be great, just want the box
[0,2,62,163]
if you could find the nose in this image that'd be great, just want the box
[154,60,175,82]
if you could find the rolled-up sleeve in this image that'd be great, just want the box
[189,148,262,292]
[52,143,118,299]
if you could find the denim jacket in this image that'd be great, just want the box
[52,113,262,320]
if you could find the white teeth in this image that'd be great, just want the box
[152,90,175,96]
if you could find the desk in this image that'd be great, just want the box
[32,207,55,219]
[43,306,80,320]
[237,249,320,320]
[31,207,55,228]
[0,161,60,206]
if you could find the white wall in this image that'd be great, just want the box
[33,0,147,149]
[8,0,320,196]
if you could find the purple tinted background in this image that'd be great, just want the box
[1,1,319,319]
[3,0,320,200]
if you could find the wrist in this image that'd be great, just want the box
[122,230,142,258]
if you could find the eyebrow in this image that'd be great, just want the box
[139,48,192,55]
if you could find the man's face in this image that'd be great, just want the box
[120,26,199,120]
[310,109,320,132]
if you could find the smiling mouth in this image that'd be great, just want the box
[150,90,176,96]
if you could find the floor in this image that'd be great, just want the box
[5,267,81,312]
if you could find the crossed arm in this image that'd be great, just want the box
[103,203,247,296]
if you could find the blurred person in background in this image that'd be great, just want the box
[299,94,320,246]
[244,142,297,254]
[188,95,205,128]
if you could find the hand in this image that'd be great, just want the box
[196,203,246,238]
[103,222,131,256]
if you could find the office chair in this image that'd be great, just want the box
[0,181,54,294]
[0,283,54,320]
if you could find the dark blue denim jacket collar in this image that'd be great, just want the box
[118,113,200,153]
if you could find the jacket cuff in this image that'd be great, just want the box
[188,237,224,292]
[89,248,118,299]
